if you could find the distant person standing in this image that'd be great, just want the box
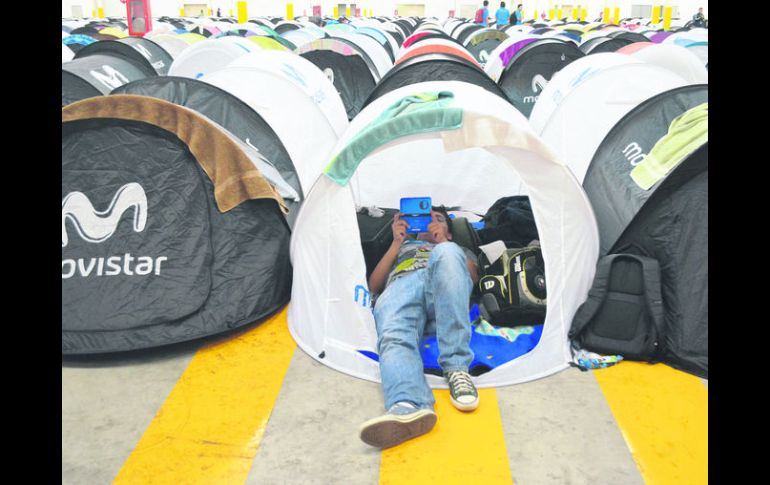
[475,1,491,25]
[216,7,221,17]
[513,4,524,25]
[495,2,511,27]
[692,7,707,27]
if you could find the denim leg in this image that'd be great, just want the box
[425,242,474,373]
[373,272,435,410]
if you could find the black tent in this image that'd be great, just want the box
[582,85,708,378]
[111,76,302,213]
[62,95,292,354]
[297,37,380,120]
[497,38,584,118]
[75,37,174,76]
[579,35,634,54]
[62,54,152,106]
[463,28,508,64]
[607,30,652,43]
[363,53,511,109]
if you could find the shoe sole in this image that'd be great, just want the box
[450,396,479,412]
[360,410,438,448]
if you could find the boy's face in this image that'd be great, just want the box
[417,210,452,244]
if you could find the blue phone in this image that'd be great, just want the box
[400,197,432,233]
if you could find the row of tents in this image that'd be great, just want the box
[62,15,708,386]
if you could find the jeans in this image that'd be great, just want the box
[373,242,474,410]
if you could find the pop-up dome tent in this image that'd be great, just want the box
[201,50,348,197]
[288,81,600,387]
[296,37,382,120]
[62,43,75,63]
[462,28,509,65]
[363,53,511,109]
[62,54,154,106]
[529,53,689,183]
[111,76,302,212]
[483,33,540,82]
[62,95,292,354]
[582,87,708,378]
[395,38,480,68]
[497,38,585,118]
[168,36,259,79]
[579,35,634,54]
[74,37,174,76]
[617,42,708,84]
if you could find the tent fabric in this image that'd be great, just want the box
[497,39,585,118]
[63,95,288,213]
[288,80,599,388]
[529,53,689,183]
[297,38,379,120]
[609,144,707,378]
[363,53,511,110]
[62,95,292,354]
[202,61,343,197]
[582,84,708,257]
[168,36,257,79]
[630,103,708,189]
[74,38,173,76]
[111,76,302,202]
[62,54,152,106]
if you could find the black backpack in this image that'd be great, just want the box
[477,245,547,327]
[568,253,665,361]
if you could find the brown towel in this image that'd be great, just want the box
[62,94,288,214]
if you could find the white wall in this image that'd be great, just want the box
[62,0,706,20]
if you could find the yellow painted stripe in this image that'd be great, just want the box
[594,362,708,485]
[380,389,512,484]
[112,306,296,485]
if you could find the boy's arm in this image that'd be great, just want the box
[368,213,408,295]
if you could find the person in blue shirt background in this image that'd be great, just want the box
[476,0,491,25]
[513,4,524,25]
[495,2,511,27]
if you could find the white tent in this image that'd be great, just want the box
[143,34,191,59]
[288,80,600,388]
[621,43,708,84]
[528,53,689,183]
[202,51,346,196]
[330,31,393,81]
[168,36,258,79]
[62,43,74,63]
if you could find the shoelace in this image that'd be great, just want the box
[448,372,475,394]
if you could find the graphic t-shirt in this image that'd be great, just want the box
[385,240,478,287]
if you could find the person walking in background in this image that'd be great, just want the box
[475,1,491,25]
[513,4,524,25]
[495,2,511,27]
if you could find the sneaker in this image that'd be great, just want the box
[359,402,437,449]
[445,370,479,411]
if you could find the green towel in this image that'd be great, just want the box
[630,102,708,190]
[324,91,463,186]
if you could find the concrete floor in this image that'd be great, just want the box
[62,313,707,485]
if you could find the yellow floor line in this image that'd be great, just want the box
[112,306,296,485]
[380,388,513,485]
[594,361,708,485]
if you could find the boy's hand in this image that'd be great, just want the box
[392,213,409,245]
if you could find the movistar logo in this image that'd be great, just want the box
[622,142,647,166]
[62,183,167,280]
[62,183,147,247]
[89,65,130,90]
[523,74,549,103]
